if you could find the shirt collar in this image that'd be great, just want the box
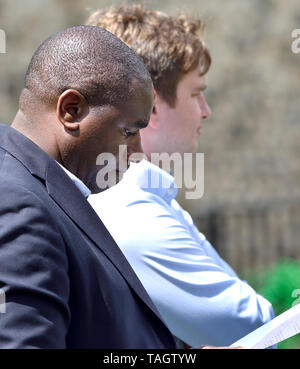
[122,159,178,202]
[56,162,91,199]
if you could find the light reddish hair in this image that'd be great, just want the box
[87,3,211,107]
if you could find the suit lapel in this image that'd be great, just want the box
[0,124,162,320]
[46,162,162,317]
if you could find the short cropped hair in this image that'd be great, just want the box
[87,4,211,107]
[20,25,151,111]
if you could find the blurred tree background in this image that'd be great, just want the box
[1,0,300,348]
[242,259,300,348]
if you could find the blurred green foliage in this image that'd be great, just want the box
[242,258,300,349]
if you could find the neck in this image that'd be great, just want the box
[11,109,61,163]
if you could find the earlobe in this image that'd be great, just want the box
[57,89,87,131]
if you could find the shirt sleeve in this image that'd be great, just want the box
[102,194,275,347]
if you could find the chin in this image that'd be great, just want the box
[92,170,120,193]
[193,141,200,153]
[184,146,198,155]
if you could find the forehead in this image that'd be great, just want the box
[178,63,207,90]
[112,79,153,127]
[127,79,154,117]
[130,77,154,99]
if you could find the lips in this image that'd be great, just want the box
[196,125,202,136]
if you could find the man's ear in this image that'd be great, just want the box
[57,89,88,131]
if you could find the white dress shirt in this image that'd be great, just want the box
[56,162,91,198]
[89,159,274,346]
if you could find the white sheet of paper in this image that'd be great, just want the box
[230,303,300,349]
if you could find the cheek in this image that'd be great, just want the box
[185,102,203,130]
[102,132,124,153]
[174,105,197,131]
[188,98,202,115]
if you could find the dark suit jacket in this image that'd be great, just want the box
[0,124,176,349]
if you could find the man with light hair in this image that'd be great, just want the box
[87,4,274,347]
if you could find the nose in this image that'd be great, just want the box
[200,96,211,120]
[127,132,144,162]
